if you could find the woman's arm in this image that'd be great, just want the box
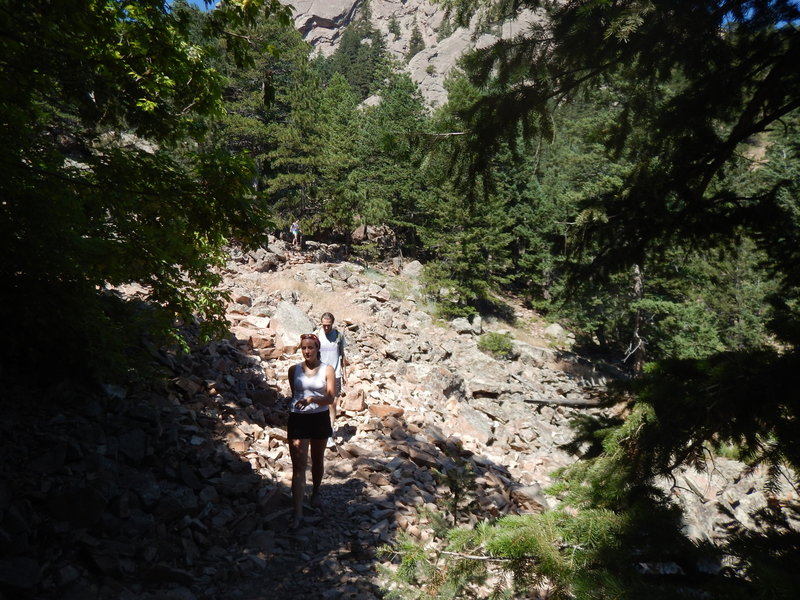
[288,365,296,397]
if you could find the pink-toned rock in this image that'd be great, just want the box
[257,346,292,360]
[173,376,203,396]
[368,404,405,418]
[402,445,439,469]
[369,288,390,302]
[443,402,493,445]
[230,325,275,350]
[340,387,366,411]
[231,291,252,305]
[251,336,275,350]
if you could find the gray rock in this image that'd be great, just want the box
[450,317,473,334]
[401,260,424,279]
[471,314,483,335]
[272,301,315,345]
[293,1,545,107]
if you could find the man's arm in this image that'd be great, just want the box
[339,334,347,384]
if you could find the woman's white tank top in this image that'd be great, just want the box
[291,362,328,414]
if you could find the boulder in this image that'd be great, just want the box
[401,260,424,279]
[450,317,473,334]
[272,301,315,346]
[368,404,405,418]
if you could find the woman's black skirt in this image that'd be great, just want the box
[287,410,332,440]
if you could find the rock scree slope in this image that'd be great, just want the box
[0,238,790,600]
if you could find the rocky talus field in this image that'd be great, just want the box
[1,238,794,600]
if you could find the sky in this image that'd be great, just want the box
[182,0,212,10]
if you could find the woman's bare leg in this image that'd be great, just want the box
[309,438,326,507]
[289,438,309,526]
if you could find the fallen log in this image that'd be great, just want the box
[522,395,606,407]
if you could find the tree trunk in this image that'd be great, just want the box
[629,263,646,374]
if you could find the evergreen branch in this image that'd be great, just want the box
[778,462,800,497]
[441,550,539,562]
[698,60,800,195]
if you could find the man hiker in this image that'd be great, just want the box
[316,312,347,448]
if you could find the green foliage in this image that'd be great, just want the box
[633,238,778,361]
[213,14,311,180]
[388,277,415,302]
[239,19,435,244]
[380,532,449,600]
[313,73,364,233]
[0,0,291,383]
[347,72,434,247]
[213,10,374,237]
[434,7,785,366]
[436,15,456,42]
[388,14,402,40]
[507,84,628,308]
[262,66,327,212]
[385,505,707,600]
[419,184,515,317]
[396,1,800,598]
[351,241,381,265]
[317,11,391,100]
[633,299,724,360]
[407,22,425,62]
[259,66,361,234]
[433,455,479,524]
[417,73,517,317]
[476,332,514,360]
[711,441,744,461]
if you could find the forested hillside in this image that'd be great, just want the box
[1,0,799,599]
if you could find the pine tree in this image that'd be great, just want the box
[321,10,391,100]
[419,184,516,318]
[214,13,311,189]
[383,2,800,597]
[347,72,433,251]
[388,14,402,40]
[406,22,425,62]
[413,72,516,317]
[262,65,329,228]
[314,72,362,234]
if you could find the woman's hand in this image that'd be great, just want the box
[297,396,325,409]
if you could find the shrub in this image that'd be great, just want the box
[477,332,514,360]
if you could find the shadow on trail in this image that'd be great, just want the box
[0,319,549,600]
[212,343,539,600]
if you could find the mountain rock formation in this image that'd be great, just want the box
[292,0,542,107]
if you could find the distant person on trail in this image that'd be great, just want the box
[316,312,347,448]
[287,333,336,529]
[290,220,301,248]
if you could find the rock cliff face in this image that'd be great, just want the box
[291,0,543,107]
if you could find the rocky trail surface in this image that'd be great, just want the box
[1,238,791,600]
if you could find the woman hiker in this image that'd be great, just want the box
[287,333,336,529]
